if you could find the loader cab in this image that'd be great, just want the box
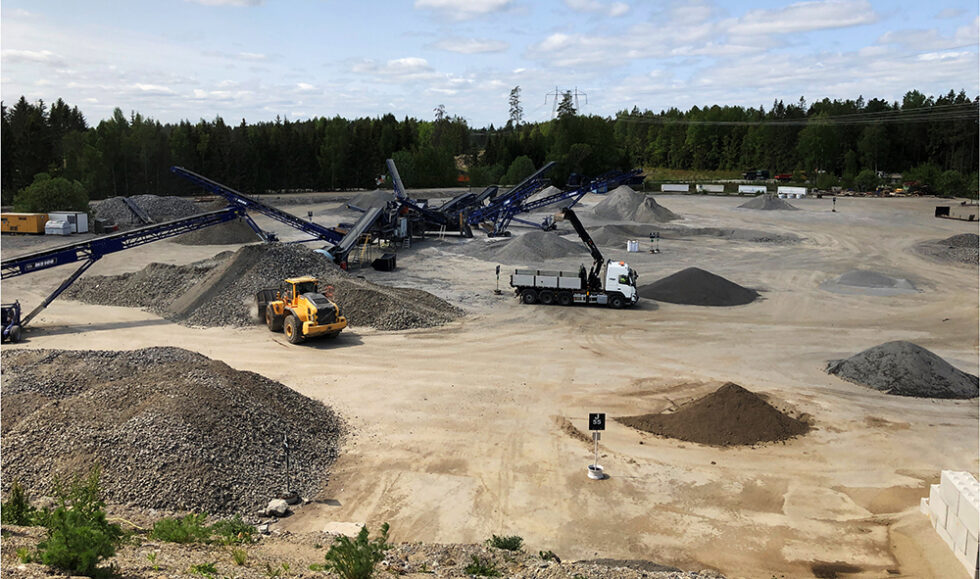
[284,276,318,304]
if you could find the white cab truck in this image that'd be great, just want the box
[509,207,639,308]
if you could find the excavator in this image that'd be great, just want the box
[256,277,347,344]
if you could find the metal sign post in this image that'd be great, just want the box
[588,413,605,479]
[494,264,502,295]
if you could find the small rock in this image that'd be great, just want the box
[266,498,289,517]
[258,523,270,534]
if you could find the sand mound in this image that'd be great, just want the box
[913,233,978,265]
[820,270,918,296]
[617,383,809,446]
[738,194,799,210]
[94,194,201,228]
[348,189,394,210]
[827,341,978,399]
[0,347,343,514]
[461,230,588,264]
[175,218,262,245]
[638,267,759,306]
[67,244,462,331]
[592,186,679,222]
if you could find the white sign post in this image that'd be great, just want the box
[588,413,605,480]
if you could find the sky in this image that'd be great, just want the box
[1,0,978,128]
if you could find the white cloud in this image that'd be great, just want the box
[352,57,440,82]
[431,37,509,54]
[729,0,877,36]
[564,0,630,17]
[936,8,966,19]
[609,2,629,17]
[414,0,512,20]
[2,49,65,66]
[131,84,177,96]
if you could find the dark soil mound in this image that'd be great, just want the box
[738,194,799,210]
[638,267,758,306]
[913,233,979,265]
[827,341,979,399]
[0,347,344,514]
[617,383,809,446]
[175,218,262,245]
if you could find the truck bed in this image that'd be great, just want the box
[511,269,583,290]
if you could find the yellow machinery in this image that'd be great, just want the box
[256,276,347,344]
[2,213,48,234]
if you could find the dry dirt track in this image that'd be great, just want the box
[2,194,978,579]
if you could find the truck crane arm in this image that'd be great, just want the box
[556,207,604,292]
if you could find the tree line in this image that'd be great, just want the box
[2,88,977,209]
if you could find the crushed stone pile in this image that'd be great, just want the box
[827,341,979,399]
[820,269,917,296]
[0,347,344,514]
[913,233,978,265]
[617,383,809,446]
[348,189,394,210]
[738,194,799,210]
[175,218,263,245]
[592,186,680,222]
[66,244,462,331]
[94,194,201,228]
[460,230,588,265]
[638,267,759,306]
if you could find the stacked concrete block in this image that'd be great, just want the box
[922,470,979,578]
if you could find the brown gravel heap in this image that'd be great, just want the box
[65,244,462,331]
[0,347,344,514]
[617,383,809,446]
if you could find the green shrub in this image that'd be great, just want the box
[211,514,255,545]
[190,561,218,577]
[150,513,210,544]
[35,467,125,578]
[323,522,391,579]
[854,169,880,192]
[486,534,523,551]
[539,550,559,562]
[13,172,89,213]
[464,555,501,577]
[1,481,37,525]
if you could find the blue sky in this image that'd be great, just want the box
[1,0,977,127]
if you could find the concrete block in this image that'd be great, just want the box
[951,516,969,555]
[931,484,950,528]
[966,533,978,572]
[941,471,965,512]
[960,487,980,537]
[953,547,978,578]
[938,523,955,551]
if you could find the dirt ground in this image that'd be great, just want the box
[2,194,978,579]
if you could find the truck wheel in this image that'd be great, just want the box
[521,289,537,304]
[557,292,572,306]
[284,315,304,344]
[266,305,284,332]
[609,294,624,309]
[539,290,555,305]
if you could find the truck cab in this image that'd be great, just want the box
[604,260,639,305]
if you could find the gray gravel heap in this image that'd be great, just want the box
[819,269,918,296]
[460,230,588,264]
[912,233,979,265]
[827,341,979,399]
[348,189,394,210]
[175,218,263,245]
[0,347,344,514]
[94,194,202,228]
[738,193,799,210]
[66,243,462,331]
[592,186,680,222]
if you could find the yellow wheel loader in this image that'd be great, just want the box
[256,276,347,344]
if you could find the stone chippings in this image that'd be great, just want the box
[64,243,462,331]
[93,194,201,228]
[0,347,344,514]
[826,340,979,399]
[591,186,680,222]
[737,194,799,210]
[912,233,979,265]
[638,267,759,306]
[459,230,588,264]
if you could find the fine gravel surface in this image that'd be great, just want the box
[912,233,979,265]
[459,230,589,264]
[819,269,918,296]
[348,189,395,210]
[737,193,799,210]
[94,195,202,228]
[175,218,262,245]
[638,267,759,306]
[592,186,680,222]
[587,224,800,246]
[826,341,979,399]
[0,347,344,514]
[66,243,462,331]
[617,383,809,446]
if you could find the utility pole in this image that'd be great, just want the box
[545,87,588,118]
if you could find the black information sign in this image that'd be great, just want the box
[589,413,606,431]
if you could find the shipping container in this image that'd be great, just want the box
[1,213,49,234]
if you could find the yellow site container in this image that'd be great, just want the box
[1,213,49,234]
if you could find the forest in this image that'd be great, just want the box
[2,88,977,210]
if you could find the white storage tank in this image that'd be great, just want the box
[48,211,89,233]
[45,220,72,235]
[627,240,639,252]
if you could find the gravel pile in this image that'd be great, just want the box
[912,233,979,265]
[94,195,202,228]
[175,218,262,245]
[617,383,809,446]
[592,186,680,222]
[738,194,799,210]
[460,230,588,264]
[819,269,918,296]
[348,189,394,210]
[638,267,759,306]
[0,347,344,514]
[827,341,979,399]
[66,244,462,331]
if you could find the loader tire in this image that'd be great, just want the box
[266,305,284,332]
[284,315,304,344]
